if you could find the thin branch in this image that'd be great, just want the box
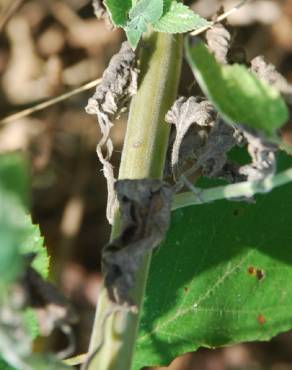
[0,78,101,126]
[190,0,250,37]
[172,167,292,210]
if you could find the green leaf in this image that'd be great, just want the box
[162,0,172,13]
[125,0,163,49]
[0,154,49,286]
[0,153,49,341]
[0,357,16,370]
[0,160,27,285]
[129,0,163,23]
[19,216,50,339]
[22,308,39,339]
[19,215,49,279]
[125,18,146,50]
[134,154,292,369]
[0,154,28,208]
[153,2,209,33]
[185,41,289,136]
[104,0,131,26]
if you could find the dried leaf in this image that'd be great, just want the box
[238,126,277,181]
[102,179,173,308]
[85,42,138,223]
[165,97,216,175]
[165,94,278,186]
[196,119,239,178]
[206,23,231,64]
[20,255,77,337]
[250,56,292,103]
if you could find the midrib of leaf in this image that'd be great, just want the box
[137,251,250,344]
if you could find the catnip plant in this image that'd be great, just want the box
[1,1,292,370]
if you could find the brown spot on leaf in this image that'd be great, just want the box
[247,266,256,275]
[184,287,189,293]
[256,269,265,281]
[257,314,266,325]
[247,266,265,281]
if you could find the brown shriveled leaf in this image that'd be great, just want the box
[102,179,173,308]
[165,95,278,185]
[85,41,138,224]
[165,97,243,183]
[165,97,215,174]
[238,126,278,181]
[250,56,292,103]
[20,254,77,337]
[206,23,231,64]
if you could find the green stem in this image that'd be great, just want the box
[172,167,292,210]
[87,32,183,370]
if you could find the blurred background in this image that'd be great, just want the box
[1,0,292,369]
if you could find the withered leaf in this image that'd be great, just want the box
[102,179,173,308]
[165,96,215,175]
[20,254,77,337]
[85,41,138,224]
[206,23,231,64]
[196,119,239,179]
[250,56,292,104]
[237,126,277,181]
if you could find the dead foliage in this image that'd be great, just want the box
[102,179,173,308]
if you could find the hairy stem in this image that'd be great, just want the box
[86,32,183,370]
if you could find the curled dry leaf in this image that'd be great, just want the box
[238,126,277,181]
[0,295,32,370]
[21,266,77,337]
[102,179,173,308]
[85,42,138,223]
[206,23,231,64]
[165,96,216,176]
[165,94,278,187]
[196,119,240,179]
[165,97,240,182]
[19,254,78,357]
[250,56,292,103]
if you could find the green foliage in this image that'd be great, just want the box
[104,0,131,26]
[104,0,208,49]
[0,358,16,370]
[20,216,49,279]
[0,155,28,285]
[133,154,292,369]
[125,0,163,49]
[152,2,209,33]
[0,154,28,207]
[0,153,51,367]
[0,154,49,286]
[185,41,289,136]
[22,308,40,340]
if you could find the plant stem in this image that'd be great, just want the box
[86,32,183,370]
[172,167,292,210]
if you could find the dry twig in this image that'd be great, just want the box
[191,0,250,37]
[0,78,101,126]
